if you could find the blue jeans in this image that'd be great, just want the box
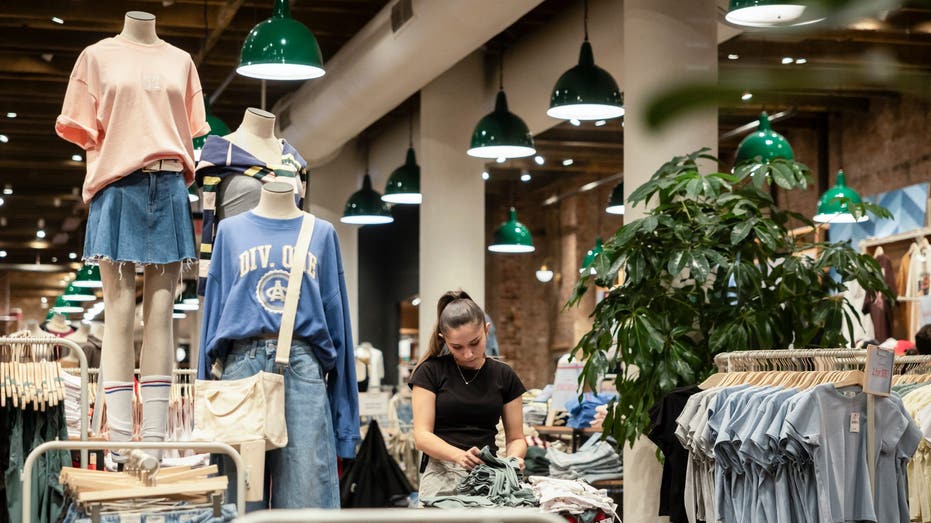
[220,338,339,510]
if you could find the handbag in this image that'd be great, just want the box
[192,213,316,450]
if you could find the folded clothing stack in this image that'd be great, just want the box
[422,446,538,508]
[528,475,618,519]
[565,392,616,429]
[546,435,622,483]
[524,401,549,426]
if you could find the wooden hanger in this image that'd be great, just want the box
[874,246,885,257]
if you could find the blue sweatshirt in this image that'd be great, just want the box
[198,211,360,458]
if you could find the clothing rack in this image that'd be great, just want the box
[711,347,931,503]
[0,336,90,467]
[234,508,566,523]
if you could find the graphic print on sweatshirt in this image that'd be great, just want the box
[238,243,318,313]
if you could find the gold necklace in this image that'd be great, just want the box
[456,360,485,385]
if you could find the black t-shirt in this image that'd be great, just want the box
[409,355,526,453]
[647,385,702,523]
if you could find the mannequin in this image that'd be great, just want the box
[252,181,302,220]
[43,312,75,337]
[119,12,158,45]
[56,11,209,464]
[225,108,283,166]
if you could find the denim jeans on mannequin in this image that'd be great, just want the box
[218,338,339,510]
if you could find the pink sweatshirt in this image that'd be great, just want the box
[56,36,210,203]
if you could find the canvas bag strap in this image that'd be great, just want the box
[275,213,316,369]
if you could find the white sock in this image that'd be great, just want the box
[140,375,171,459]
[103,380,134,463]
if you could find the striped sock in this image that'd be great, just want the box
[140,375,172,453]
[103,380,134,463]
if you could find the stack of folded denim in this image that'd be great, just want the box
[565,392,616,429]
[546,436,622,483]
[524,402,549,426]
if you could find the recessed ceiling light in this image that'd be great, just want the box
[40,297,47,304]
[781,57,794,65]
[68,252,77,260]
[71,154,82,162]
[569,119,581,126]
[795,58,807,64]
[594,120,606,126]
[2,184,11,195]
[6,112,16,119]
[482,171,490,181]
[0,250,6,258]
[562,159,574,167]
[0,197,4,206]
[534,155,545,165]
[411,296,421,306]
[0,135,8,143]
[51,17,64,24]
[520,171,532,183]
[36,230,46,239]
[728,54,739,60]
[51,256,58,263]
[496,157,506,164]
[741,91,753,101]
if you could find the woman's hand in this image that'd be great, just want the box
[454,447,484,470]
[510,456,525,471]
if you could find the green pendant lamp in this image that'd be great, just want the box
[735,112,795,165]
[468,55,535,159]
[814,169,869,223]
[488,208,535,253]
[193,99,231,161]
[383,110,421,204]
[725,0,828,27]
[72,264,102,288]
[547,0,623,121]
[174,294,198,312]
[51,295,84,314]
[63,283,95,302]
[580,237,604,275]
[237,0,325,80]
[341,174,394,225]
[606,181,624,215]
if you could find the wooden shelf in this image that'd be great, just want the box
[859,227,931,250]
[533,425,602,436]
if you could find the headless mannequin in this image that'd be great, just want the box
[252,181,302,219]
[99,12,180,459]
[217,108,284,220]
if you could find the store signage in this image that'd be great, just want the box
[358,391,391,417]
[551,357,586,413]
[863,344,894,396]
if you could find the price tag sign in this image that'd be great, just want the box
[863,344,894,396]
[551,358,585,414]
[358,391,390,417]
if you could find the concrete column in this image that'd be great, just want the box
[419,51,489,353]
[622,0,718,521]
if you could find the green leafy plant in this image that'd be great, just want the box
[567,149,894,447]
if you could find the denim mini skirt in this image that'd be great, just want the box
[83,170,197,265]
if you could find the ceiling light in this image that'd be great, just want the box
[411,296,422,307]
[741,91,753,101]
[63,283,95,302]
[36,230,46,239]
[0,135,8,143]
[781,57,794,64]
[580,181,598,192]
[41,297,47,304]
[482,171,490,181]
[735,112,794,165]
[6,112,16,118]
[580,238,604,275]
[0,197,4,206]
[41,53,53,63]
[341,174,394,225]
[1,217,6,227]
[68,252,77,260]
[606,181,625,215]
[468,90,536,159]
[51,257,58,263]
[0,250,6,258]
[383,147,422,205]
[3,184,10,194]
[237,0,325,80]
[547,1,624,122]
[725,1,826,27]
[71,154,83,162]
[51,17,64,24]
[51,296,84,314]
[73,265,103,288]
[728,54,739,60]
[172,312,187,319]
[814,169,869,223]
[174,294,199,311]
[488,208,535,253]
[795,58,807,64]
[569,119,581,126]
[562,159,574,167]
[496,157,507,164]
[536,263,555,283]
[594,120,606,126]
[520,172,532,183]
[534,155,545,165]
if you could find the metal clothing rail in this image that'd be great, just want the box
[22,440,247,522]
[714,348,931,372]
[233,508,567,523]
[1,336,89,467]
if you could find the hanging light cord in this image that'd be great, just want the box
[498,52,504,91]
[584,0,589,41]
[408,103,414,148]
